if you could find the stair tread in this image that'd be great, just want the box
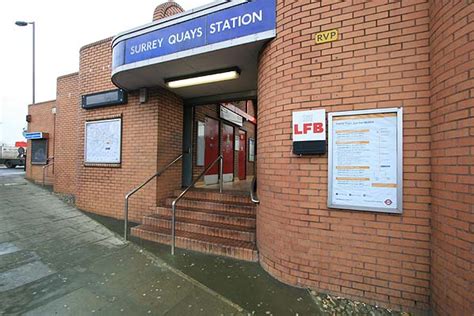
[145,214,256,232]
[156,205,256,219]
[133,225,257,250]
[168,197,254,208]
[176,188,250,197]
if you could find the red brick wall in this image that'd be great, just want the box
[153,1,184,21]
[257,1,432,313]
[26,100,56,184]
[54,73,79,195]
[429,1,473,315]
[76,39,183,222]
[155,90,183,205]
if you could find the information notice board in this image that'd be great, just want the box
[328,108,403,214]
[85,118,122,164]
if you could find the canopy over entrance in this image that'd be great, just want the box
[111,0,276,101]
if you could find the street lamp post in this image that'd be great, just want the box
[15,21,35,106]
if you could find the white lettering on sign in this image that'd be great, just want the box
[292,109,326,142]
[128,9,264,57]
[130,38,164,55]
[209,10,263,34]
[168,27,204,45]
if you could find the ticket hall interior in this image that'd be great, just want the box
[24,0,473,315]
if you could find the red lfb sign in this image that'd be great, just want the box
[294,122,324,135]
[292,109,326,142]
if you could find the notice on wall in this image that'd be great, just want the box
[248,138,255,162]
[328,108,403,214]
[196,121,205,166]
[235,134,240,151]
[85,118,121,164]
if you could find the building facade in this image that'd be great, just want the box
[26,1,473,314]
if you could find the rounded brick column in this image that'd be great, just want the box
[257,1,434,313]
[429,1,473,314]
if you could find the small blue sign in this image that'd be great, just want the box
[113,0,276,68]
[24,132,44,140]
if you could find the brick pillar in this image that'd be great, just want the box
[257,1,432,313]
[429,1,474,314]
[54,73,79,195]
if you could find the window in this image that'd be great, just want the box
[31,139,48,165]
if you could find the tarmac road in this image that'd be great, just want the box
[0,166,25,177]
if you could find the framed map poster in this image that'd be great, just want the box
[85,118,122,164]
[328,108,403,214]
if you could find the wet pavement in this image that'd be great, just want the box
[84,214,320,315]
[1,172,410,315]
[0,175,244,315]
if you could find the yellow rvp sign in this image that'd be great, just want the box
[315,29,338,44]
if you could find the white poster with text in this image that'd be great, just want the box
[328,109,402,213]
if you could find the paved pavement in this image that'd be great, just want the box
[0,174,244,315]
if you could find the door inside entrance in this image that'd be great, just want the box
[191,101,257,191]
[238,130,247,180]
[204,117,219,185]
[221,123,234,183]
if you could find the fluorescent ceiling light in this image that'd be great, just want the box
[166,69,240,89]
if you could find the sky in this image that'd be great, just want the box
[0,0,212,145]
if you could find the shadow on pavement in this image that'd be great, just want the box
[82,211,320,315]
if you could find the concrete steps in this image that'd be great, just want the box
[131,190,258,261]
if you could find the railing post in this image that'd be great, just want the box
[124,198,129,240]
[171,202,176,255]
[219,156,223,193]
[170,154,223,256]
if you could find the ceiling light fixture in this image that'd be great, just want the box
[165,68,240,89]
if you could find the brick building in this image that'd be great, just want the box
[25,100,56,185]
[25,0,473,314]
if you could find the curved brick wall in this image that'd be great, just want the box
[153,1,184,21]
[430,1,473,314]
[257,1,433,313]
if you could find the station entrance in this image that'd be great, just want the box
[110,0,270,262]
[130,98,259,262]
[191,101,256,192]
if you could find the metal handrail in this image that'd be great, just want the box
[42,157,54,186]
[171,154,223,255]
[124,154,183,240]
[250,176,259,204]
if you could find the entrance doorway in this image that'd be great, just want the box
[221,123,234,183]
[204,117,219,185]
[189,101,256,192]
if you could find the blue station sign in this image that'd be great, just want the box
[112,0,276,68]
[24,132,46,140]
